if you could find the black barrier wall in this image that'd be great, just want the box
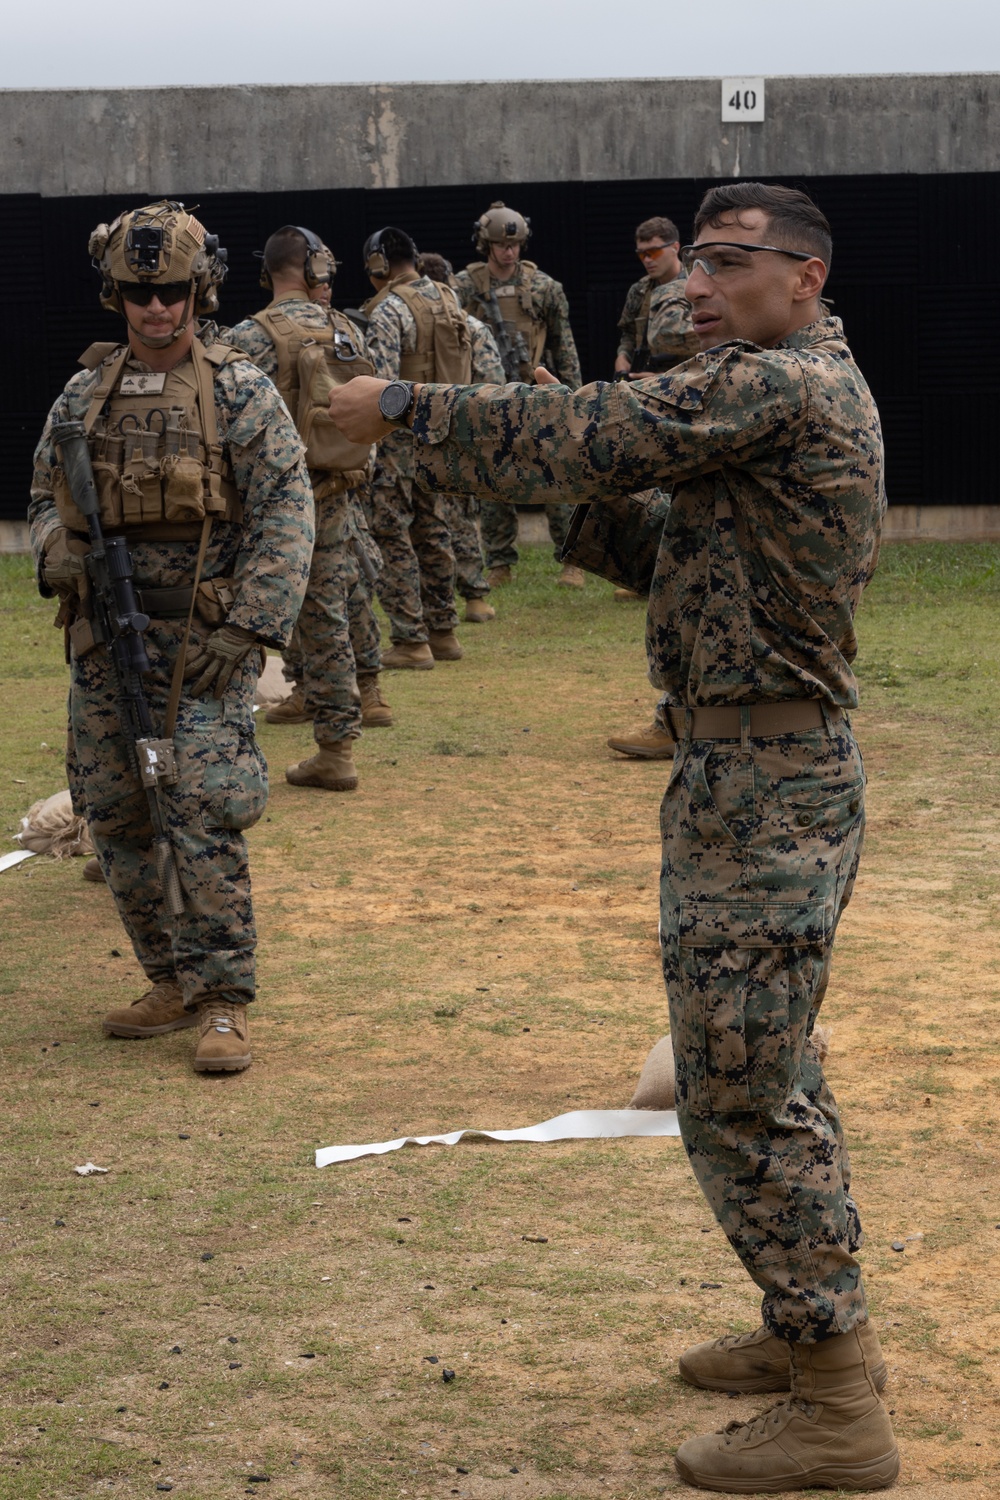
[4,172,999,521]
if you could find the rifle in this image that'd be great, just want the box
[51,420,185,918]
[483,288,525,382]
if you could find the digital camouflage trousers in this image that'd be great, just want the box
[441,494,489,599]
[367,472,458,641]
[659,716,867,1343]
[68,622,266,1008]
[280,487,380,744]
[480,497,572,568]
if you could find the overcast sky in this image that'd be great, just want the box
[3,0,999,89]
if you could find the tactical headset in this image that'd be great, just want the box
[257,225,335,291]
[364,227,418,280]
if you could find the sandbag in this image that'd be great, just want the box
[627,1035,676,1110]
[15,789,94,859]
[255,654,290,708]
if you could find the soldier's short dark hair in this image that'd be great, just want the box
[418,252,454,284]
[263,226,309,277]
[635,216,680,245]
[694,183,832,268]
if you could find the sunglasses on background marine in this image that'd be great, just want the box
[118,281,193,307]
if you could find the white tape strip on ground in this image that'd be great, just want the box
[0,849,36,874]
[316,1108,680,1167]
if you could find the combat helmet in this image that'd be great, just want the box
[473,202,531,254]
[89,200,229,319]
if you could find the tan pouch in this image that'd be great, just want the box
[195,577,236,627]
[91,459,124,527]
[162,454,207,523]
[52,466,88,532]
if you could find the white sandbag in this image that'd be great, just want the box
[627,1034,676,1110]
[15,789,93,859]
[255,653,292,708]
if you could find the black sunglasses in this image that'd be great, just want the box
[118,281,192,307]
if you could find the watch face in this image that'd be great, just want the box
[380,382,412,421]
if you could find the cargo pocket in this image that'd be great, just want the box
[677,899,828,1116]
[201,724,269,832]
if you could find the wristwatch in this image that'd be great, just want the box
[378,380,416,424]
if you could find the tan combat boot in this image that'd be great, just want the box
[613,586,643,601]
[82,855,105,883]
[680,1320,887,1395]
[193,999,251,1073]
[464,597,496,623]
[102,979,196,1038]
[265,685,311,724]
[556,563,585,588]
[486,564,512,588]
[382,640,435,670]
[286,742,358,790]
[428,629,463,661]
[674,1324,899,1492]
[358,674,394,727]
[607,722,677,759]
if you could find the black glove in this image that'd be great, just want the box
[183,624,259,698]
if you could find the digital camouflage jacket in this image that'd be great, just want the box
[410,317,884,708]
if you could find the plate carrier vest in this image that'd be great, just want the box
[463,260,547,383]
[367,271,473,384]
[52,337,244,541]
[251,303,376,490]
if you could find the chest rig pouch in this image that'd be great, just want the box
[466,260,546,382]
[252,304,375,482]
[52,339,243,537]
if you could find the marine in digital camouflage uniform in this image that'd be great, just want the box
[331,183,898,1489]
[29,202,313,1074]
[224,224,390,772]
[417,254,496,620]
[453,202,583,583]
[615,214,701,376]
[364,227,469,666]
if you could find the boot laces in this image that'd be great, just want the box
[201,1000,244,1034]
[138,980,181,1010]
[721,1398,817,1446]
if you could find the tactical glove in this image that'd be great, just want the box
[42,527,91,601]
[183,623,259,699]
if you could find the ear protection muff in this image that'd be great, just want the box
[364,227,418,280]
[256,225,335,290]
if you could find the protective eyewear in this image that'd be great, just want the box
[680,242,814,277]
[118,280,192,307]
[636,245,671,261]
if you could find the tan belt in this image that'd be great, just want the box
[664,700,842,740]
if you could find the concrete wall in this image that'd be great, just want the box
[2,74,998,197]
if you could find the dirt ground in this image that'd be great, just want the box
[2,550,999,1498]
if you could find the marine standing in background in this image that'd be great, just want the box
[363,226,471,668]
[615,214,701,377]
[225,225,389,787]
[608,214,702,758]
[453,203,584,588]
[29,201,313,1072]
[328,181,899,1491]
[418,251,498,623]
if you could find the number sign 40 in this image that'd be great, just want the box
[721,78,765,123]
